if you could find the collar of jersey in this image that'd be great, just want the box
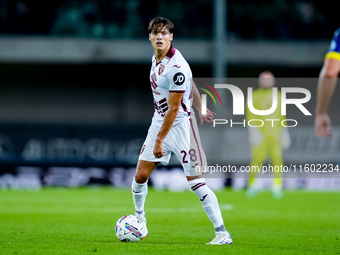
[155,45,175,66]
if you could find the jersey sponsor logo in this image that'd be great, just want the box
[172,65,181,68]
[159,64,165,75]
[173,72,185,85]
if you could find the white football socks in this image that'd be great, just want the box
[132,178,148,216]
[188,178,227,234]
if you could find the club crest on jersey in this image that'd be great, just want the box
[159,64,165,75]
[173,72,185,85]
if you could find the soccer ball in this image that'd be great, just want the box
[115,215,148,242]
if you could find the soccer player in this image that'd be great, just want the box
[246,71,290,199]
[131,17,232,245]
[315,27,340,138]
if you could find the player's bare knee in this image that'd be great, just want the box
[134,171,148,183]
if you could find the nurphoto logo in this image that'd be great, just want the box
[198,82,312,128]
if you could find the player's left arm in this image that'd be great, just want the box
[192,81,216,125]
[153,92,184,158]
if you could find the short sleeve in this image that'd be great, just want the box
[167,66,190,92]
[325,28,340,61]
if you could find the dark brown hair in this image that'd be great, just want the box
[148,17,175,34]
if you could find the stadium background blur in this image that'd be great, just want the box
[0,0,339,190]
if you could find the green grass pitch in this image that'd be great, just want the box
[1,187,339,254]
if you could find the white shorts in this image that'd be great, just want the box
[138,115,207,177]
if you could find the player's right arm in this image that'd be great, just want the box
[153,91,184,158]
[315,58,340,137]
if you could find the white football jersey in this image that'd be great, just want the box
[150,45,192,126]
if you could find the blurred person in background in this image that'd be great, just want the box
[131,17,232,245]
[315,27,340,137]
[246,71,290,199]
